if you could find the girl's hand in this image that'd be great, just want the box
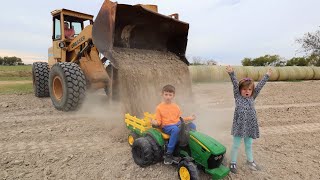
[190,114,196,121]
[226,65,234,73]
[266,68,272,76]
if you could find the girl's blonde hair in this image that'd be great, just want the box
[239,78,255,95]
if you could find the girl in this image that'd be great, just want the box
[226,65,272,174]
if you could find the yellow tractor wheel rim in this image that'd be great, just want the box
[179,166,190,180]
[53,76,63,101]
[128,135,134,145]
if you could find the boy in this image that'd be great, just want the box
[151,84,196,165]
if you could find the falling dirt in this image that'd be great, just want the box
[112,48,192,117]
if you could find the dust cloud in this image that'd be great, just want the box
[76,90,127,141]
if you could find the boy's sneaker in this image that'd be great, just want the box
[164,153,181,165]
[230,162,237,174]
[247,161,261,171]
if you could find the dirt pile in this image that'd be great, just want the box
[112,48,192,116]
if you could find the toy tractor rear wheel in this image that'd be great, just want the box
[49,62,86,111]
[178,160,199,180]
[128,132,138,147]
[132,137,154,167]
[32,62,50,97]
[145,135,163,163]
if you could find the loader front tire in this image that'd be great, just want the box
[49,62,86,111]
[32,62,49,97]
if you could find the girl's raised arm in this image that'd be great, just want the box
[226,65,240,98]
[253,68,272,99]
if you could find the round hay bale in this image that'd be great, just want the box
[256,66,279,81]
[291,66,306,80]
[302,66,315,80]
[286,67,298,81]
[215,66,230,81]
[188,66,197,82]
[233,66,248,81]
[189,65,229,82]
[188,66,210,82]
[312,66,320,80]
[244,66,259,81]
[277,67,290,81]
[267,66,279,81]
[257,67,267,81]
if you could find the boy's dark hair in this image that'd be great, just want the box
[162,84,175,93]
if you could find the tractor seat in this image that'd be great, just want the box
[156,128,170,140]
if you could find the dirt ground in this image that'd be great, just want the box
[1,80,320,180]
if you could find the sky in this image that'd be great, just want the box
[1,0,319,65]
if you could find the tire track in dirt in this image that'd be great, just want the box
[261,123,320,136]
[212,102,320,111]
[0,137,109,155]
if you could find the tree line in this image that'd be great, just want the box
[241,54,320,66]
[0,56,24,66]
[241,29,320,66]
[189,28,320,66]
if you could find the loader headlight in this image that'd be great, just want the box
[59,41,66,48]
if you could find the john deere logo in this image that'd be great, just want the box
[71,36,85,48]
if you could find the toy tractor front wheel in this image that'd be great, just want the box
[128,132,138,147]
[132,137,154,167]
[178,160,199,180]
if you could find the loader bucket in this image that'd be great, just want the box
[92,0,189,66]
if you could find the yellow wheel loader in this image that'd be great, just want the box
[32,0,189,111]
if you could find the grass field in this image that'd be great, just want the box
[0,83,33,95]
[0,65,32,71]
[0,65,33,94]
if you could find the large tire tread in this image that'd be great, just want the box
[49,62,86,111]
[32,62,49,97]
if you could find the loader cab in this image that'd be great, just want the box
[49,9,93,66]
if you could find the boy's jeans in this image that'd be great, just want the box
[162,122,196,154]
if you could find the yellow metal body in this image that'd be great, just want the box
[48,8,110,90]
[125,112,170,140]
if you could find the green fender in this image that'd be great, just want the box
[146,128,165,147]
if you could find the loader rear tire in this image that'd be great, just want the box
[32,62,49,97]
[132,137,154,167]
[49,62,86,111]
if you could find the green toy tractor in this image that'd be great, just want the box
[125,113,230,180]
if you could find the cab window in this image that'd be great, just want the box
[53,18,61,40]
[71,22,81,36]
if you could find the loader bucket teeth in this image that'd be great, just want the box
[92,0,190,65]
